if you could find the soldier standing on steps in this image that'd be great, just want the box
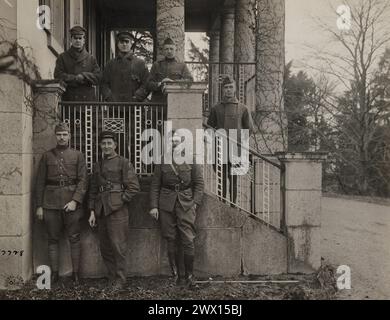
[149,130,204,288]
[35,123,88,286]
[88,131,140,291]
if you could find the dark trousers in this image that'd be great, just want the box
[160,201,197,256]
[98,208,129,282]
[44,208,82,273]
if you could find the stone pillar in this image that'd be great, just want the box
[0,76,34,289]
[234,0,256,110]
[156,0,185,62]
[276,152,327,274]
[208,30,220,108]
[255,0,287,154]
[163,82,207,156]
[219,4,235,78]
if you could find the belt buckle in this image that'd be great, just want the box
[174,184,180,192]
[59,180,66,187]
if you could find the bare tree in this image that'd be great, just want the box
[305,0,390,195]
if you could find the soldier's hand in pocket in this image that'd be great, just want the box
[64,200,77,213]
[149,208,159,221]
[89,211,97,228]
[36,207,44,221]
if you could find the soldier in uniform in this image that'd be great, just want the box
[88,131,140,290]
[101,31,150,102]
[207,75,254,205]
[147,38,193,103]
[54,26,101,101]
[149,130,204,288]
[35,123,88,285]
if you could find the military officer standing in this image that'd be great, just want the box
[88,131,140,290]
[35,123,88,285]
[149,130,204,288]
[54,26,101,101]
[147,38,193,103]
[101,31,150,102]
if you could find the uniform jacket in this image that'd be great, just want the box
[54,46,101,101]
[207,98,254,133]
[35,146,88,210]
[89,155,140,217]
[150,161,204,212]
[101,53,150,102]
[147,57,193,102]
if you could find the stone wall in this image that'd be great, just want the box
[33,192,288,278]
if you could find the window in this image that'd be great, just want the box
[39,0,70,56]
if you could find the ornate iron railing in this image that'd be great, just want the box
[59,101,167,175]
[202,124,285,231]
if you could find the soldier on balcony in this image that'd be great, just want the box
[207,75,254,205]
[101,31,150,102]
[149,130,204,288]
[54,26,101,101]
[35,123,88,286]
[88,131,140,290]
[147,37,194,103]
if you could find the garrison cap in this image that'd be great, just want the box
[100,131,117,142]
[163,37,175,46]
[117,31,132,41]
[70,25,86,36]
[221,75,235,86]
[55,122,70,133]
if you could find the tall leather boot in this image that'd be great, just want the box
[70,236,81,285]
[48,243,59,285]
[184,254,196,288]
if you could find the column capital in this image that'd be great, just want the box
[276,152,328,162]
[163,81,207,94]
[221,5,235,17]
[32,80,66,95]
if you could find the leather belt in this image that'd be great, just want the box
[46,179,76,187]
[163,185,192,192]
[99,183,124,193]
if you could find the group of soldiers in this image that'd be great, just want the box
[35,25,254,291]
[54,26,193,103]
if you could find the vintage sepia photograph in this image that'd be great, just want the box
[0,0,389,305]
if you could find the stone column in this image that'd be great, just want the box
[156,0,185,62]
[219,4,235,78]
[276,152,327,274]
[234,0,256,109]
[255,0,287,154]
[0,78,35,289]
[163,82,207,157]
[208,30,220,108]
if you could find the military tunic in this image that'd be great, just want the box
[147,57,193,103]
[54,47,101,101]
[101,53,150,102]
[207,98,254,205]
[149,161,204,255]
[35,146,88,273]
[89,154,140,282]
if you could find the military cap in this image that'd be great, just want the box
[117,31,132,41]
[221,75,235,86]
[55,122,70,133]
[100,131,117,142]
[70,26,86,36]
[163,37,175,46]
